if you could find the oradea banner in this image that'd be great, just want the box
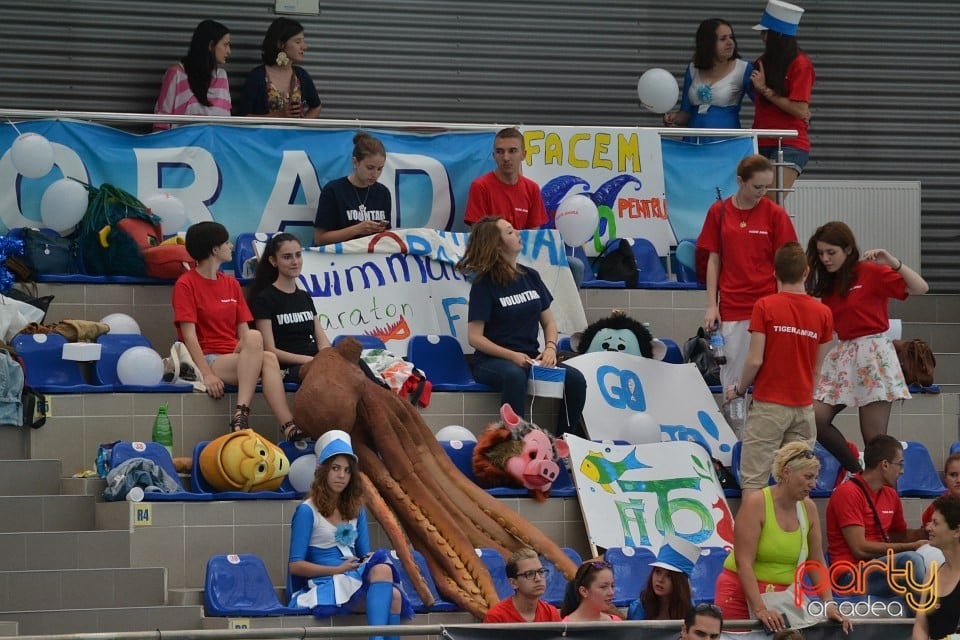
[296,228,587,349]
[564,352,738,464]
[520,126,674,255]
[564,437,734,551]
[0,120,495,241]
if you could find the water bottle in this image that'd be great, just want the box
[152,403,174,458]
[709,331,727,366]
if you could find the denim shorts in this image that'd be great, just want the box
[759,145,809,174]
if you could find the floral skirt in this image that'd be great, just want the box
[815,335,910,407]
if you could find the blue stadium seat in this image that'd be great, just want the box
[659,338,684,364]
[205,553,307,616]
[107,441,211,501]
[390,549,457,613]
[93,334,193,392]
[332,334,388,350]
[675,238,697,274]
[542,548,583,606]
[407,334,491,392]
[731,440,775,489]
[604,546,657,607]
[557,336,573,352]
[690,547,729,604]
[13,333,112,393]
[233,232,274,279]
[626,238,698,290]
[477,548,514,601]
[190,441,296,500]
[810,441,842,498]
[898,441,947,497]
[572,245,626,289]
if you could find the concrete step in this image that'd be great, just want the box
[0,459,61,495]
[0,494,95,533]
[891,294,960,324]
[0,567,167,612]
[199,610,476,631]
[0,530,131,571]
[0,605,202,635]
[0,621,16,637]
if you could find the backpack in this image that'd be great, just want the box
[683,327,721,386]
[593,239,639,287]
[893,339,936,388]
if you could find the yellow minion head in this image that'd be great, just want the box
[199,429,290,492]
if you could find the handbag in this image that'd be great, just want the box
[893,338,936,388]
[757,500,819,630]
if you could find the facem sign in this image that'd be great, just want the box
[794,550,938,613]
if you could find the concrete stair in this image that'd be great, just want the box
[0,459,203,635]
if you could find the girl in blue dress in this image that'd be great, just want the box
[288,430,412,638]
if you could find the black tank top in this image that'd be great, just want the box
[927,578,960,639]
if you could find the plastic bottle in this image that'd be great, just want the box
[709,331,727,366]
[152,403,174,458]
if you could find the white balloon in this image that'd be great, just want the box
[288,455,317,493]
[117,346,164,386]
[436,425,477,443]
[100,313,141,335]
[637,68,680,114]
[614,411,661,444]
[11,133,54,178]
[40,179,88,233]
[554,194,599,247]
[143,193,187,233]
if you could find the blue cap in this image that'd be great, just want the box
[650,535,700,576]
[315,430,357,465]
[752,0,805,37]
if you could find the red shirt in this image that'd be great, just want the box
[753,52,815,151]
[750,291,833,406]
[697,197,797,321]
[464,172,548,229]
[921,493,948,528]
[172,269,253,355]
[820,261,907,340]
[483,597,561,623]
[826,474,906,565]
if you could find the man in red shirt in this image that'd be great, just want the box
[483,548,561,623]
[727,242,833,496]
[826,436,929,598]
[464,127,548,229]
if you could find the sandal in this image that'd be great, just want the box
[229,404,250,433]
[282,420,308,443]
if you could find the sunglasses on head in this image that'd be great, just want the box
[785,449,816,466]
[588,560,612,570]
[694,602,723,615]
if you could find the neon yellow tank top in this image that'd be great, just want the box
[723,486,806,585]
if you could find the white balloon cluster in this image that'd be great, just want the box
[11,133,54,178]
[10,132,91,234]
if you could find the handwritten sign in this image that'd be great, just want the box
[565,436,734,550]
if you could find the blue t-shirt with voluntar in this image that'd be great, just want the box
[468,267,553,357]
[314,176,391,232]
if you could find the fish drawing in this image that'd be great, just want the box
[579,449,650,494]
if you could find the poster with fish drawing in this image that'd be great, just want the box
[565,351,738,465]
[565,436,734,551]
[520,126,674,255]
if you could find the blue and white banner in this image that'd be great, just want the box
[0,120,495,242]
[291,228,587,349]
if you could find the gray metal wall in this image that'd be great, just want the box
[1,1,958,289]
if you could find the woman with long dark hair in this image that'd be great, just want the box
[236,17,322,118]
[154,20,231,130]
[627,536,697,621]
[663,18,753,134]
[288,430,412,638]
[750,0,815,199]
[456,216,587,436]
[560,560,621,622]
[806,221,928,473]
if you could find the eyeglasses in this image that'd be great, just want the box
[516,568,549,580]
[888,459,905,468]
[785,450,816,466]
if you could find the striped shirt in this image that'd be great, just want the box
[154,63,231,130]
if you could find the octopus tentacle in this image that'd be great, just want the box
[356,470,434,608]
